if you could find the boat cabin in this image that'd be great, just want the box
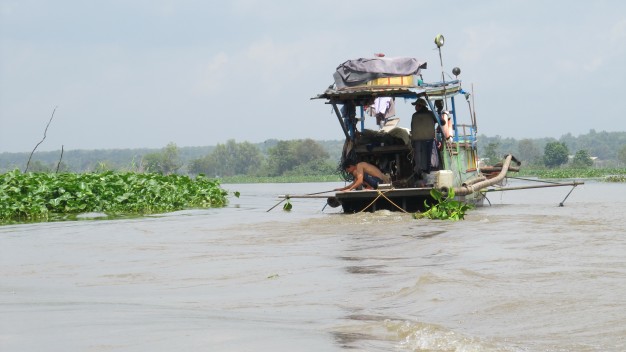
[313,40,488,213]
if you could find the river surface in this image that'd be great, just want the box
[1,180,625,352]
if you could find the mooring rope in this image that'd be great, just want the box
[357,189,409,214]
[357,191,384,213]
[377,190,410,213]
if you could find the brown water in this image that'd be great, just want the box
[1,180,625,351]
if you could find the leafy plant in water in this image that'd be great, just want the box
[517,167,626,180]
[605,175,626,182]
[283,198,292,211]
[0,169,231,224]
[413,188,473,221]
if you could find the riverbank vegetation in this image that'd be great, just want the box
[2,131,624,180]
[1,135,624,224]
[516,167,626,180]
[0,170,230,225]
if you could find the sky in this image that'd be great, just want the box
[1,0,625,153]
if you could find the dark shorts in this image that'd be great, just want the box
[363,173,383,189]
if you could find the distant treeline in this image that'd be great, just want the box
[1,130,625,175]
[479,129,626,167]
[0,139,345,176]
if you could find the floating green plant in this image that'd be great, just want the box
[605,175,626,183]
[413,188,473,221]
[517,168,626,180]
[0,169,230,224]
[283,199,293,211]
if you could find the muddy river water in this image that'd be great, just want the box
[1,180,625,351]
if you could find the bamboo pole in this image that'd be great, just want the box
[278,195,332,199]
[481,181,584,192]
[267,190,335,211]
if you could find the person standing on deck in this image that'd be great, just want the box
[410,98,439,185]
[435,99,454,141]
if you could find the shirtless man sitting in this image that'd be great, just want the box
[335,160,386,191]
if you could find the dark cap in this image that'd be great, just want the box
[411,98,428,106]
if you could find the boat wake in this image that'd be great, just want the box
[388,319,525,352]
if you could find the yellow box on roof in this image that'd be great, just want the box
[367,75,414,86]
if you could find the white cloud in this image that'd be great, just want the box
[196,52,230,95]
[610,18,626,42]
[554,55,606,74]
[194,37,318,97]
[583,56,605,72]
[246,38,285,72]
[240,36,332,93]
[459,24,516,63]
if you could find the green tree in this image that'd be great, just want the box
[188,140,263,177]
[232,141,263,175]
[483,142,500,165]
[142,153,160,173]
[264,140,298,176]
[284,159,336,176]
[210,141,236,176]
[94,161,114,172]
[143,142,182,174]
[55,161,71,172]
[618,145,626,167]
[517,138,541,166]
[571,149,594,168]
[295,139,329,164]
[188,156,212,176]
[27,160,51,172]
[543,141,569,168]
[264,139,331,176]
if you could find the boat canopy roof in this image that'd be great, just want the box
[333,57,427,89]
[313,55,464,106]
[312,80,463,107]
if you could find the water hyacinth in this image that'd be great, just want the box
[0,170,229,224]
[605,175,626,182]
[517,168,626,180]
[413,188,473,221]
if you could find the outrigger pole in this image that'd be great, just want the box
[481,180,584,206]
[482,181,584,193]
[276,189,336,199]
[267,190,336,212]
[504,176,583,206]
[453,155,583,206]
[558,183,580,207]
[266,197,287,212]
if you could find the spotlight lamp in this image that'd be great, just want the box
[434,34,445,48]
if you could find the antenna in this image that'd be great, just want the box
[434,34,447,110]
[471,84,478,132]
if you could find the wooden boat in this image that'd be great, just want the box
[276,35,581,213]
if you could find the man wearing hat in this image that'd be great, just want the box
[410,97,439,185]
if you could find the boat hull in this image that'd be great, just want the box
[330,187,484,213]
